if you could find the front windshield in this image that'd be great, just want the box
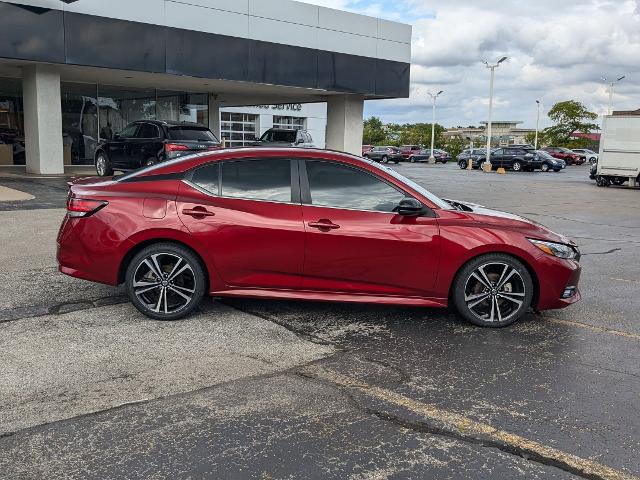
[536,150,553,159]
[364,158,452,210]
[560,148,574,153]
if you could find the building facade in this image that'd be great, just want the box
[0,0,411,173]
[479,121,535,146]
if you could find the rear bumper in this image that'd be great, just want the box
[57,213,132,286]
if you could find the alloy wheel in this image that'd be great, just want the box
[133,253,196,315]
[513,161,522,172]
[464,262,526,324]
[541,163,549,172]
[96,156,106,176]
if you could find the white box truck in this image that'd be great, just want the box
[595,115,640,188]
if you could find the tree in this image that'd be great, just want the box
[362,117,386,145]
[543,101,599,146]
[398,123,445,148]
[524,130,547,147]
[444,137,468,160]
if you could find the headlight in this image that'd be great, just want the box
[528,239,579,259]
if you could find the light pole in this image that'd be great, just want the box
[602,75,625,115]
[427,90,444,164]
[535,100,541,150]
[482,56,508,171]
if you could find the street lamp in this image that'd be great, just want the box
[482,56,508,170]
[427,90,444,164]
[602,75,625,115]
[535,100,541,150]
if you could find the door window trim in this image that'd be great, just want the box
[184,157,301,205]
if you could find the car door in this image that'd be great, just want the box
[177,157,305,290]
[490,149,505,168]
[299,159,441,298]
[109,123,139,168]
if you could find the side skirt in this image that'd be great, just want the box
[211,287,448,308]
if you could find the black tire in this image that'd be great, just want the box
[452,253,534,328]
[410,157,416,163]
[596,176,610,187]
[125,243,206,321]
[394,160,400,164]
[612,177,626,186]
[95,151,113,177]
[144,158,157,167]
[554,169,561,172]
[541,163,550,172]
[441,159,448,164]
[512,161,522,172]
[459,161,467,170]
[363,155,370,159]
[382,155,389,163]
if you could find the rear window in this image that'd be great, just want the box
[167,127,218,142]
[261,130,297,143]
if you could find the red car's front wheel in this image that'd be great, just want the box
[453,254,534,327]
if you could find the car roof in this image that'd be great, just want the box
[131,120,207,128]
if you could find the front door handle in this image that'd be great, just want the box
[308,220,340,230]
[183,207,215,218]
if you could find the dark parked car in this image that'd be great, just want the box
[254,128,314,148]
[542,147,585,165]
[457,149,486,169]
[363,146,404,164]
[406,149,450,164]
[59,147,581,327]
[534,150,565,172]
[94,121,220,176]
[486,146,538,171]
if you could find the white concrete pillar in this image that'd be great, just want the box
[208,96,221,140]
[325,95,364,156]
[22,65,64,175]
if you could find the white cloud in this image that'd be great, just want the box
[302,0,640,128]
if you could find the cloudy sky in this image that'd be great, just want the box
[303,0,639,129]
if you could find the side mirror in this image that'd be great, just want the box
[396,198,424,217]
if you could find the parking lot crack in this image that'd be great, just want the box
[299,365,638,480]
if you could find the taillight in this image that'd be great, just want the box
[165,143,190,152]
[67,198,108,218]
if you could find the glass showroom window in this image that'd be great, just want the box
[61,82,99,165]
[157,91,209,126]
[221,113,258,147]
[0,77,24,166]
[273,116,305,130]
[97,85,157,141]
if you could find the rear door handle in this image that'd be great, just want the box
[183,207,215,218]
[308,220,340,230]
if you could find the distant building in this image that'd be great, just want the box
[479,121,536,146]
[443,127,485,143]
[612,108,640,116]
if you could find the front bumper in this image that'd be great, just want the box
[534,255,582,310]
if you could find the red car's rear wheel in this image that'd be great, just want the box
[126,243,206,321]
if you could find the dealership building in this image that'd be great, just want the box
[0,0,411,174]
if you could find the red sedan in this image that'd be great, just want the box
[58,148,581,327]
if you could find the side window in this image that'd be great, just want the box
[305,161,406,213]
[136,123,159,139]
[119,124,139,139]
[192,163,220,195]
[221,159,291,202]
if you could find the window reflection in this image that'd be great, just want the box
[222,159,291,202]
[98,85,157,140]
[307,161,405,212]
[61,82,98,165]
[0,78,25,166]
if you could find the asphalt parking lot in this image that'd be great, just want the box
[0,164,639,480]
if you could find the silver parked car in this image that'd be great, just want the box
[254,128,314,148]
[572,148,598,164]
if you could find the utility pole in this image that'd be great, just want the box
[602,75,625,115]
[427,90,444,164]
[535,100,541,150]
[482,57,508,171]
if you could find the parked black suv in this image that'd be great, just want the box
[485,146,537,171]
[94,120,220,176]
